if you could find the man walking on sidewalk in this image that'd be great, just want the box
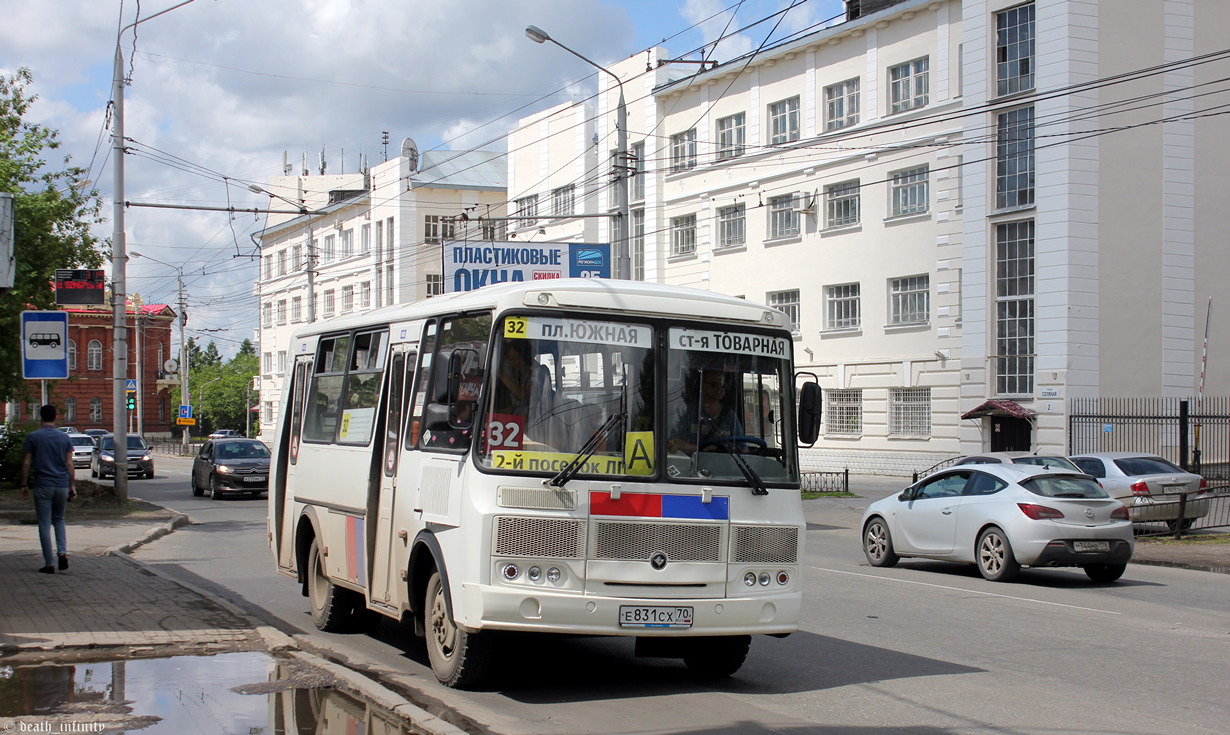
[20,404,76,574]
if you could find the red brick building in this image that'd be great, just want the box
[6,303,178,436]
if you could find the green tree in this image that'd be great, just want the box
[0,68,105,402]
[171,345,259,438]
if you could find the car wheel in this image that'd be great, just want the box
[976,527,1020,582]
[209,475,224,499]
[425,570,492,688]
[1084,563,1127,583]
[1165,518,1196,533]
[191,475,204,497]
[306,537,365,633]
[863,517,900,568]
[683,635,752,678]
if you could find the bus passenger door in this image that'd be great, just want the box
[369,344,414,608]
[275,357,311,572]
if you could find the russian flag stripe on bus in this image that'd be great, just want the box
[590,492,728,520]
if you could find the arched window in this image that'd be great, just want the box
[89,397,103,422]
[67,340,77,371]
[65,397,77,422]
[87,340,103,370]
[158,343,165,372]
[159,396,167,421]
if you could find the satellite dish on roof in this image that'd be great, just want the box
[401,138,419,172]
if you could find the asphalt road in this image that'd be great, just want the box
[128,457,1230,735]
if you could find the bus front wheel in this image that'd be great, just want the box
[425,570,492,688]
[683,635,752,678]
[307,537,363,632]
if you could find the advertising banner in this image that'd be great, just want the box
[444,241,609,293]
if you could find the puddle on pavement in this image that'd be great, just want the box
[0,651,415,733]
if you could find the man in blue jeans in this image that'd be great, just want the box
[20,405,76,574]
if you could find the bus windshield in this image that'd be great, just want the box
[476,316,797,485]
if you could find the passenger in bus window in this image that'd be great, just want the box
[495,340,534,415]
[668,370,745,453]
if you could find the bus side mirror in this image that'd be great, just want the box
[797,381,821,446]
[424,402,451,432]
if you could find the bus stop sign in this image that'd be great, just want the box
[21,310,69,380]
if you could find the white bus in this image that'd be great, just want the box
[269,279,822,687]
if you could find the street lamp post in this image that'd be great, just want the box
[110,0,197,499]
[525,25,630,280]
[130,251,190,450]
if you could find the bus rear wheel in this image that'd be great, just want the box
[683,635,751,678]
[425,570,492,688]
[307,537,363,632]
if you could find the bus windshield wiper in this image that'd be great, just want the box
[547,411,627,489]
[711,440,769,496]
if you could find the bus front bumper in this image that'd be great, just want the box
[458,583,802,637]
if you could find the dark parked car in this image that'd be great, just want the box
[91,434,154,479]
[192,438,271,499]
[83,428,110,439]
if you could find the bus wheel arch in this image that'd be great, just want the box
[407,532,449,638]
[294,510,323,592]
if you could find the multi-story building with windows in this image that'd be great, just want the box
[512,0,1230,475]
[253,145,506,436]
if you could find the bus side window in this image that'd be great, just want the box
[405,322,439,451]
[289,359,309,464]
[304,334,348,443]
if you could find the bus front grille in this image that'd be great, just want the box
[592,520,722,562]
[731,525,799,564]
[494,516,585,558]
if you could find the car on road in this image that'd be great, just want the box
[192,438,271,499]
[207,429,242,439]
[861,463,1133,583]
[954,451,1082,472]
[58,426,80,435]
[91,434,155,479]
[1068,452,1210,531]
[67,433,97,468]
[83,428,110,439]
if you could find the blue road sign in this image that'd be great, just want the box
[179,405,193,419]
[126,378,137,391]
[21,310,69,380]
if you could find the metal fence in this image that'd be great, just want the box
[801,469,849,494]
[1127,485,1230,538]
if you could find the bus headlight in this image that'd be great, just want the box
[759,573,771,586]
[744,572,757,587]
[546,567,561,583]
[528,566,542,581]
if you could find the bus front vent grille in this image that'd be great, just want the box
[497,486,577,511]
[731,525,799,564]
[494,516,585,558]
[593,521,722,562]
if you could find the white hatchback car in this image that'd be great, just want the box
[861,463,1133,583]
[67,433,97,469]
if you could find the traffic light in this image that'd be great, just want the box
[126,392,136,411]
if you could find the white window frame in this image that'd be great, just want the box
[424,215,455,245]
[552,185,575,217]
[277,249,287,276]
[87,339,103,370]
[825,180,860,228]
[67,339,77,371]
[716,204,745,249]
[825,388,863,436]
[824,283,861,331]
[767,289,801,336]
[323,289,336,318]
[322,234,336,262]
[824,78,860,131]
[670,129,697,173]
[361,281,372,309]
[64,396,76,423]
[767,194,801,239]
[515,195,539,228]
[342,285,354,313]
[340,229,353,258]
[360,223,371,254]
[889,275,930,325]
[276,299,287,325]
[630,209,645,280]
[996,220,1035,395]
[996,3,1035,96]
[890,165,929,217]
[291,296,302,323]
[262,303,272,328]
[89,397,103,422]
[767,96,801,145]
[426,273,443,297]
[996,106,1035,209]
[889,57,929,114]
[889,387,931,437]
[716,113,746,161]
[671,214,697,256]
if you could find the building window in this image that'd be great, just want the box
[277,250,287,276]
[717,204,745,249]
[385,217,395,260]
[515,195,539,228]
[263,352,273,374]
[890,387,932,437]
[262,256,271,280]
[996,106,1035,209]
[890,165,929,217]
[277,350,287,375]
[552,184,575,217]
[671,214,697,256]
[342,285,354,313]
[825,180,860,228]
[342,229,355,258]
[89,397,103,422]
[276,299,287,325]
[825,388,863,435]
[386,268,394,306]
[361,281,372,309]
[481,219,505,241]
[67,339,76,371]
[768,195,801,239]
[426,273,443,297]
[64,397,76,422]
[631,209,645,280]
[360,223,371,254]
[323,289,336,318]
[890,275,930,325]
[374,220,383,257]
[716,113,746,161]
[824,78,860,131]
[292,244,303,271]
[629,141,646,202]
[889,57,929,114]
[87,339,103,370]
[291,296,302,323]
[768,289,801,336]
[670,129,697,173]
[424,215,455,245]
[323,234,336,262]
[996,220,1035,395]
[825,283,861,330]
[997,2,1035,96]
[262,303,272,328]
[767,96,801,144]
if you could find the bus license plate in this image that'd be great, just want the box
[1073,541,1109,553]
[243,475,267,483]
[618,606,693,629]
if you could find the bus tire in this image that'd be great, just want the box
[307,537,362,632]
[683,635,751,678]
[425,570,492,688]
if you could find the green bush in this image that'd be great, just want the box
[0,422,35,483]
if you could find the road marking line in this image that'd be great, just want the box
[812,566,1123,615]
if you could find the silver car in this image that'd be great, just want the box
[861,463,1133,583]
[67,433,96,468]
[954,451,1082,472]
[1069,452,1210,531]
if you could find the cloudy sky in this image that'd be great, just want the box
[1,0,842,356]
